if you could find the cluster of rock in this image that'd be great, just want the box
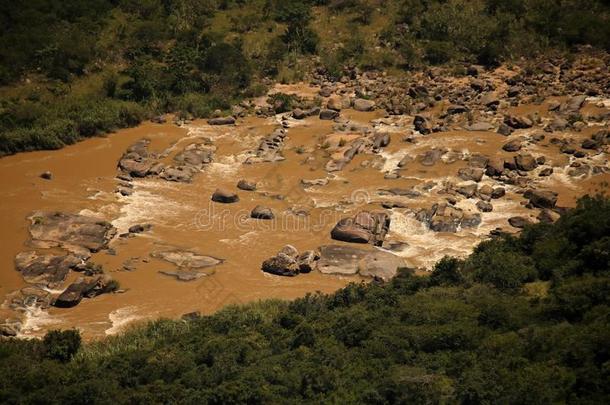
[262,244,406,282]
[245,128,287,163]
[416,203,482,233]
[2,212,120,335]
[261,245,319,277]
[210,182,279,220]
[308,49,609,128]
[117,138,215,194]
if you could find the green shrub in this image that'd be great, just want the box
[468,239,537,291]
[43,329,82,362]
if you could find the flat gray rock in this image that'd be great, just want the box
[317,245,404,280]
[28,211,116,252]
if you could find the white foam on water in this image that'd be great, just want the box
[586,97,610,108]
[78,208,107,219]
[379,150,408,173]
[387,211,475,269]
[111,181,193,234]
[386,199,528,269]
[105,306,143,336]
[204,154,245,177]
[219,230,260,246]
[17,305,61,337]
[540,166,580,190]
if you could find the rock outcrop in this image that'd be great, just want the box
[330,211,390,246]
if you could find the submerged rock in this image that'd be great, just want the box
[151,249,223,269]
[159,270,210,282]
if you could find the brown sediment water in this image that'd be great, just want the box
[1,93,609,340]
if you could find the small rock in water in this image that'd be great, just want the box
[211,188,239,203]
[251,205,274,220]
[128,224,153,234]
[476,201,493,212]
[208,116,236,125]
[508,216,533,229]
[237,179,257,191]
[40,171,53,180]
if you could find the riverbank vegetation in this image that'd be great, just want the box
[0,195,608,403]
[1,0,610,155]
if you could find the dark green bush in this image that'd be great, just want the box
[42,329,81,362]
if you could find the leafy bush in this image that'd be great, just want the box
[42,330,81,362]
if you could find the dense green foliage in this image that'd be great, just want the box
[1,0,609,155]
[1,196,608,403]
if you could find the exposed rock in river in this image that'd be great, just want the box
[331,211,390,246]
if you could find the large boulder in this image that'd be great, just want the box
[297,250,319,273]
[514,153,538,171]
[208,116,236,125]
[357,250,405,282]
[54,275,116,308]
[118,139,155,177]
[486,158,505,176]
[15,251,81,287]
[524,189,558,209]
[160,166,198,182]
[508,216,534,229]
[446,105,468,115]
[28,212,116,252]
[502,140,522,152]
[414,115,431,135]
[504,115,533,129]
[353,98,375,112]
[330,211,390,246]
[564,95,586,112]
[317,245,404,281]
[262,253,299,277]
[419,148,445,166]
[317,245,368,275]
[319,109,340,120]
[458,167,484,182]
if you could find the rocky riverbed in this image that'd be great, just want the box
[1,51,609,339]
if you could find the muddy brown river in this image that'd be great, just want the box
[1,84,609,340]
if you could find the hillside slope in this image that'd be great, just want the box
[1,0,609,155]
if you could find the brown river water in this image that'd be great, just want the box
[1,87,609,340]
